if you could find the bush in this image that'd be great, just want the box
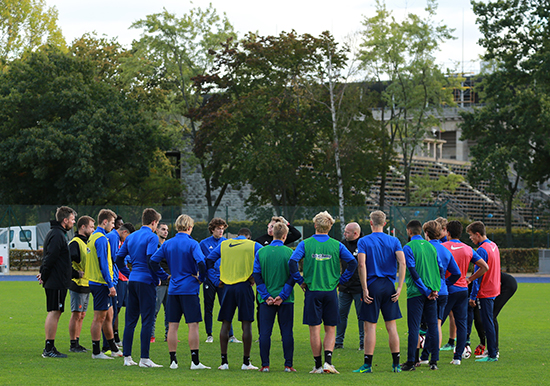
[500,248,539,273]
[9,249,43,271]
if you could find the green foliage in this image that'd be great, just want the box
[129,5,237,217]
[500,248,539,273]
[0,0,65,67]
[464,0,550,243]
[0,46,180,206]
[359,0,460,205]
[410,167,464,205]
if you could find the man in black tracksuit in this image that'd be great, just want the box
[335,222,364,350]
[38,206,78,358]
[254,216,302,246]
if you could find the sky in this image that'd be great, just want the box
[47,0,485,74]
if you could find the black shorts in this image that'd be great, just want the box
[45,288,67,312]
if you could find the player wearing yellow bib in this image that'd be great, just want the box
[68,216,95,353]
[206,228,262,370]
[86,209,122,360]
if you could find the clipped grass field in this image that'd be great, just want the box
[1,281,548,385]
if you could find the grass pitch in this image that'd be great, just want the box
[1,281,548,385]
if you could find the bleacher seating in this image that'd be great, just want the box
[366,156,549,229]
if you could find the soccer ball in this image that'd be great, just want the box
[453,344,472,359]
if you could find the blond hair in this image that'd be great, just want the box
[175,214,194,232]
[313,211,335,233]
[273,222,289,240]
[370,210,386,227]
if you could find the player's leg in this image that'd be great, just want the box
[335,291,353,348]
[138,282,157,360]
[352,292,365,349]
[259,302,276,368]
[122,281,139,358]
[278,303,294,369]
[477,298,497,360]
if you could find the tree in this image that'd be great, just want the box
[461,0,550,245]
[359,0,459,206]
[410,167,464,205]
[305,32,380,233]
[190,32,328,221]
[0,46,179,205]
[129,5,236,219]
[0,0,65,67]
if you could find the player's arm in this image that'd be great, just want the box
[192,243,207,283]
[253,252,272,303]
[149,245,164,273]
[96,237,115,296]
[466,248,488,284]
[206,244,221,270]
[69,240,82,278]
[147,236,168,281]
[40,234,63,284]
[339,244,357,284]
[469,248,488,300]
[285,223,302,244]
[357,252,372,304]
[394,250,406,302]
[445,254,461,287]
[289,241,305,286]
[403,245,431,297]
[115,240,129,270]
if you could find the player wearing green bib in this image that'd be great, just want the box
[289,211,357,374]
[253,222,296,372]
[401,220,443,371]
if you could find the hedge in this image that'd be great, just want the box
[499,248,539,273]
[9,249,43,271]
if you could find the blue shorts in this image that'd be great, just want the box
[436,295,448,320]
[90,284,112,311]
[167,294,202,324]
[359,278,402,323]
[116,280,128,309]
[303,289,339,326]
[218,281,255,322]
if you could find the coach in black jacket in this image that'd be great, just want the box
[335,222,364,350]
[38,206,77,358]
[254,216,301,246]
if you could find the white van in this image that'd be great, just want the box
[0,223,51,274]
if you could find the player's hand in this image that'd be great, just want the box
[363,288,373,304]
[219,281,224,288]
[249,276,255,286]
[469,299,476,307]
[109,287,117,297]
[300,282,307,292]
[279,216,289,225]
[391,287,401,302]
[273,296,283,306]
[36,273,43,285]
[428,290,438,300]
[192,274,202,284]
[266,297,275,306]
[465,276,472,285]
[78,270,84,278]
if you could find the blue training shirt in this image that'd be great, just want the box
[151,232,206,295]
[116,226,167,286]
[106,229,120,286]
[357,232,403,286]
[200,235,227,259]
[89,227,114,288]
